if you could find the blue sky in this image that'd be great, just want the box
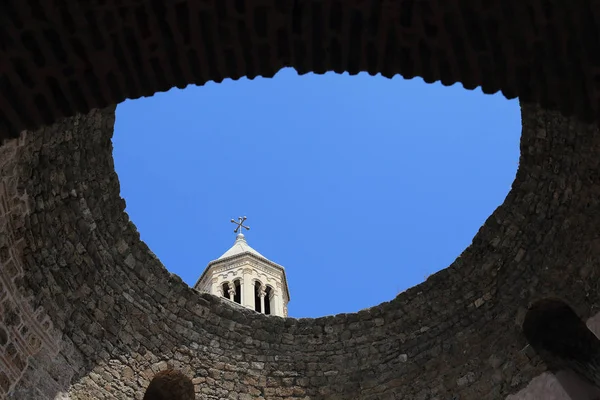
[113,68,521,318]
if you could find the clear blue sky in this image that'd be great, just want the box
[113,68,521,318]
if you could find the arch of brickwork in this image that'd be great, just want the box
[2,0,600,399]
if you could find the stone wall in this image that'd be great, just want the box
[2,0,600,140]
[0,101,599,399]
[0,0,600,398]
[0,132,63,397]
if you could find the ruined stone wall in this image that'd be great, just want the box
[0,101,599,399]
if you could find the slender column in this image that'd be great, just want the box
[259,286,266,314]
[242,269,254,308]
[227,285,235,301]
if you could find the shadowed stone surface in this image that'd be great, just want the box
[523,299,600,387]
[143,370,195,400]
[1,101,600,399]
[2,0,600,398]
[3,0,600,139]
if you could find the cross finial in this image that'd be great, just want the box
[230,216,250,234]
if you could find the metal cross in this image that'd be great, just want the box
[231,216,250,234]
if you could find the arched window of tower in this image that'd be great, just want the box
[233,279,241,304]
[142,370,194,400]
[222,282,230,300]
[264,286,273,315]
[254,281,263,313]
[522,298,600,392]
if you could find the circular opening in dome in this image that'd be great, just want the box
[113,68,520,318]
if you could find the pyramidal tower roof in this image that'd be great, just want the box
[216,233,265,260]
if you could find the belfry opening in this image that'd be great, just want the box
[233,280,241,304]
[254,281,262,313]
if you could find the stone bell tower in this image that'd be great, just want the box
[194,217,290,317]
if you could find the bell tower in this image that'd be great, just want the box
[194,217,290,317]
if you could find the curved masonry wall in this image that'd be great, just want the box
[2,0,600,139]
[1,101,600,399]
